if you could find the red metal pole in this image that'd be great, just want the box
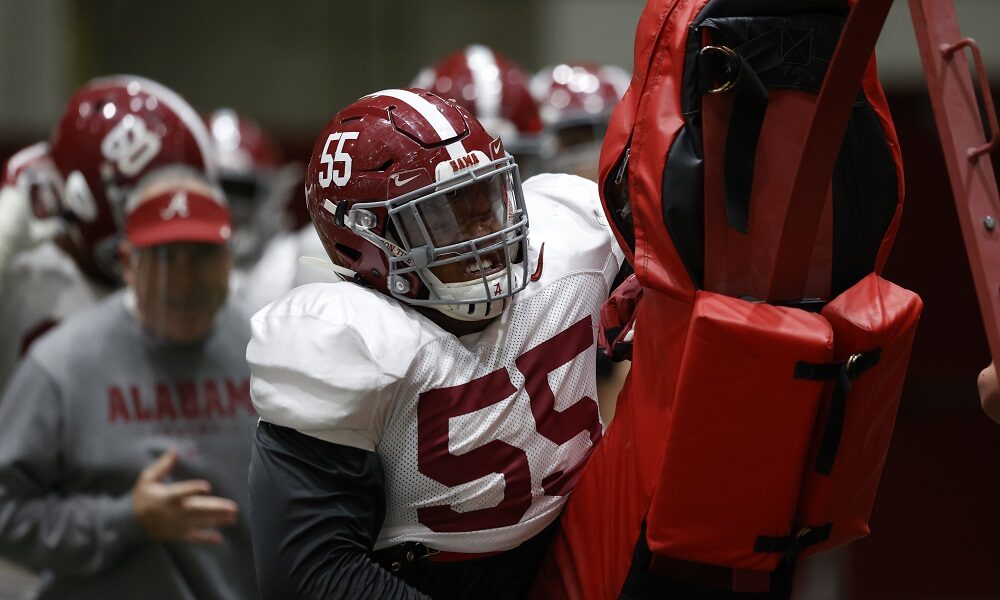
[909,0,1000,366]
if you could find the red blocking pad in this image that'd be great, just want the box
[645,292,833,571]
[797,273,923,557]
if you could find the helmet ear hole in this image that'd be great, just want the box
[334,243,362,263]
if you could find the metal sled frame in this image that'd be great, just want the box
[909,0,1000,365]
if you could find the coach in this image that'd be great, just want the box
[0,170,258,599]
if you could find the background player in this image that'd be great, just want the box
[530,62,629,182]
[0,76,218,598]
[412,45,545,177]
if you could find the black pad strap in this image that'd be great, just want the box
[723,53,769,233]
[793,361,840,380]
[698,35,773,233]
[795,348,882,474]
[815,366,852,475]
[626,520,776,594]
[755,523,833,562]
[795,348,881,381]
[695,14,846,235]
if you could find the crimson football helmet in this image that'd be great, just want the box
[48,75,215,282]
[412,45,543,172]
[530,63,629,178]
[205,108,299,266]
[305,88,530,321]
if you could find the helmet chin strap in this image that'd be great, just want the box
[356,227,521,320]
[298,255,511,322]
[297,255,357,282]
[432,298,507,322]
[421,267,519,322]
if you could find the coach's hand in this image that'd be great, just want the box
[132,449,239,544]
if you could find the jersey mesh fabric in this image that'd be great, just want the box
[376,272,608,553]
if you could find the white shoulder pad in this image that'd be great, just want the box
[247,283,443,451]
[523,173,602,212]
[521,173,624,288]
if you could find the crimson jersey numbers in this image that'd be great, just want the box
[416,316,601,533]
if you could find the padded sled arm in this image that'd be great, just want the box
[765,0,895,300]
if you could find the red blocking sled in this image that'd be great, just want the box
[531,0,921,596]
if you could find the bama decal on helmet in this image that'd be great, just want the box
[434,150,488,181]
[318,131,360,188]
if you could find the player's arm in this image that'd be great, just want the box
[246,287,432,599]
[249,421,429,600]
[0,357,147,575]
[0,147,63,282]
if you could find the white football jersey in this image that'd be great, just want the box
[0,242,110,391]
[234,224,330,318]
[248,173,623,553]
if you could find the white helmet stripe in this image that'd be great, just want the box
[466,45,502,125]
[92,75,218,179]
[371,89,469,160]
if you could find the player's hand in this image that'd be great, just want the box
[599,274,642,362]
[131,449,239,544]
[0,184,63,274]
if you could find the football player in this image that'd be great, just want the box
[203,108,301,271]
[530,62,630,183]
[412,45,545,178]
[246,88,623,599]
[202,108,323,315]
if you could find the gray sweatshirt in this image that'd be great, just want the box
[0,291,259,600]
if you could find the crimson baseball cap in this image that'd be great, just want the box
[124,169,232,248]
